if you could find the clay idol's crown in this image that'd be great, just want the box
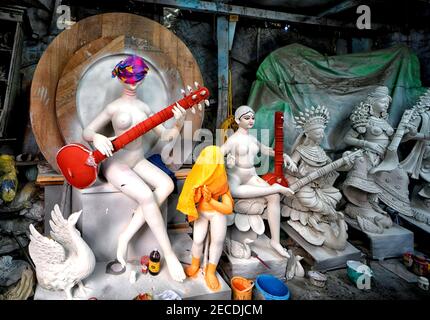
[415,89,430,110]
[370,86,390,98]
[294,105,330,132]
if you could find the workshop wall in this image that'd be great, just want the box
[14,4,430,152]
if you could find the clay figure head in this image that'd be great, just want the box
[294,106,330,146]
[112,55,149,89]
[305,127,325,145]
[234,105,255,129]
[366,86,392,118]
[415,89,430,113]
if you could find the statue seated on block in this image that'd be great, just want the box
[281,106,349,251]
[81,55,196,282]
[220,106,296,259]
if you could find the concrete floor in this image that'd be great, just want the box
[286,260,430,300]
[281,230,430,300]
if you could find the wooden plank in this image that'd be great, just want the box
[0,21,23,137]
[36,174,65,186]
[140,0,391,30]
[139,0,355,29]
[216,16,229,130]
[317,0,363,17]
[0,6,24,22]
[37,167,190,186]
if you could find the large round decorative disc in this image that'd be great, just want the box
[56,35,187,158]
[30,13,204,172]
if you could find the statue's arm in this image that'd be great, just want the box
[258,140,274,157]
[291,150,301,164]
[139,102,167,138]
[221,139,236,168]
[220,138,232,155]
[402,117,430,141]
[208,191,234,215]
[344,128,367,148]
[411,133,430,141]
[143,102,186,141]
[82,105,114,142]
[82,104,116,157]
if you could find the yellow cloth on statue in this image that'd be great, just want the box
[177,146,229,222]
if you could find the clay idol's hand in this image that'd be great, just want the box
[194,187,202,203]
[185,82,209,116]
[226,153,235,169]
[283,153,297,172]
[93,133,115,157]
[202,185,212,202]
[365,142,385,155]
[403,122,417,136]
[172,103,187,129]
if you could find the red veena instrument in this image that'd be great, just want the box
[56,86,210,189]
[261,111,289,187]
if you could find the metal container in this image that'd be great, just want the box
[308,271,327,288]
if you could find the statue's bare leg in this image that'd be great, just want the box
[133,158,175,205]
[105,162,185,282]
[205,213,227,291]
[104,163,147,267]
[186,215,209,277]
[208,213,227,265]
[133,159,185,281]
[228,173,292,198]
[229,174,290,258]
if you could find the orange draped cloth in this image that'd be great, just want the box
[177,146,230,222]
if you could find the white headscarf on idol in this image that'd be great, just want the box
[291,105,330,152]
[234,105,255,123]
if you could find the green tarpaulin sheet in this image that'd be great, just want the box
[247,43,426,172]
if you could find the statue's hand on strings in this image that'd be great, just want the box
[403,122,417,136]
[283,153,297,172]
[93,133,116,157]
[172,103,187,130]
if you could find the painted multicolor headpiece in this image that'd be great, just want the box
[111,55,149,84]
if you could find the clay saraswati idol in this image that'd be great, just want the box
[342,86,396,234]
[57,55,209,283]
[282,106,353,250]
[221,106,296,259]
[177,145,234,291]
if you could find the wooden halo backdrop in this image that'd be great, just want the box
[30,13,205,172]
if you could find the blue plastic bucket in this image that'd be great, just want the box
[255,274,290,300]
